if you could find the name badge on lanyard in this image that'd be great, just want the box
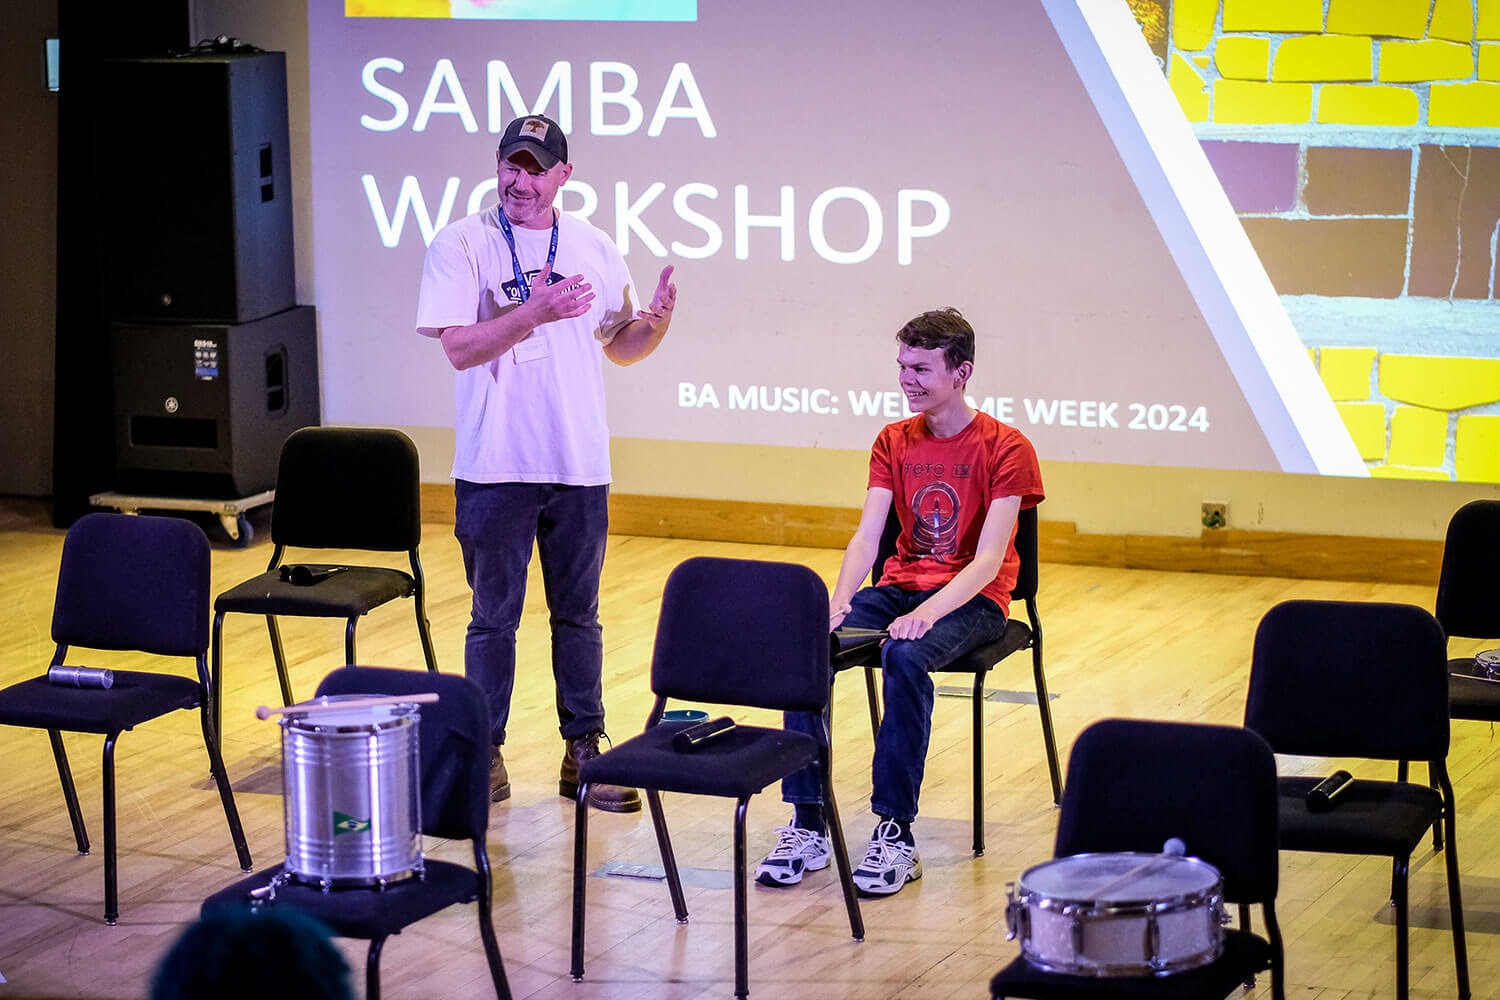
[498,208,560,364]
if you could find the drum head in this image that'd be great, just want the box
[1019,852,1221,906]
[281,694,422,733]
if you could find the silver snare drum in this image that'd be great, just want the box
[280,697,424,888]
[1006,853,1226,976]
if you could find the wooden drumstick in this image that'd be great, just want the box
[256,692,440,720]
[1088,838,1187,898]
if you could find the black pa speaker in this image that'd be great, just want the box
[98,51,295,323]
[111,306,319,498]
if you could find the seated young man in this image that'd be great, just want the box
[757,307,1044,898]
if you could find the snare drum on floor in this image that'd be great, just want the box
[1006,852,1226,977]
[280,696,424,889]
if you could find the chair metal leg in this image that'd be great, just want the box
[1029,640,1063,805]
[265,614,296,706]
[733,797,750,1000]
[570,783,590,981]
[1394,853,1409,1000]
[1239,901,1255,988]
[1427,761,1443,853]
[211,611,228,756]
[1439,778,1470,999]
[200,703,253,872]
[820,769,865,942]
[414,601,439,673]
[48,729,89,854]
[473,847,513,1000]
[1264,902,1286,1000]
[366,936,386,1000]
[345,617,359,665]
[645,789,688,921]
[410,554,440,673]
[102,733,120,925]
[971,672,986,856]
[863,665,881,737]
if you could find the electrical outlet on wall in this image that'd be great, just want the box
[1201,501,1228,530]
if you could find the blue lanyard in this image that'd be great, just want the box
[496,208,559,304]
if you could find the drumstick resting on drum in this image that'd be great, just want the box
[1088,837,1187,898]
[256,692,441,720]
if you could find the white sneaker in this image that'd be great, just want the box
[852,819,922,897]
[755,825,831,886]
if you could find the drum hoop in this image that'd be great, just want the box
[1024,887,1222,919]
[285,853,427,889]
[1016,852,1223,911]
[281,695,422,734]
[1021,938,1224,978]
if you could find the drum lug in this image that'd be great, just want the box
[1004,883,1029,943]
[1146,912,1164,973]
[1069,908,1085,959]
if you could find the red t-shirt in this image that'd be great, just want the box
[868,412,1044,616]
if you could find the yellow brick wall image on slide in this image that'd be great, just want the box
[1131,0,1500,482]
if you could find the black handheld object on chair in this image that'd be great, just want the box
[279,564,348,586]
[672,716,736,752]
[830,627,887,656]
[1305,769,1353,812]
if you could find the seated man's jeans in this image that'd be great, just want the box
[782,585,1007,824]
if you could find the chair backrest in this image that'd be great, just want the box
[1244,600,1449,762]
[1054,719,1278,905]
[271,428,422,552]
[1435,499,1500,640]
[315,666,491,842]
[52,513,211,658]
[650,557,830,714]
[874,504,1038,601]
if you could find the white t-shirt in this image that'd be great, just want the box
[416,206,639,485]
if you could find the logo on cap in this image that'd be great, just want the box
[519,118,549,139]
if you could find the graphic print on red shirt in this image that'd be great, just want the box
[868,412,1044,617]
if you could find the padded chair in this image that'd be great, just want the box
[990,718,1283,999]
[210,427,438,743]
[836,504,1061,856]
[1436,499,1500,721]
[570,557,864,1000]
[1244,600,1469,1000]
[204,666,510,1000]
[0,513,252,924]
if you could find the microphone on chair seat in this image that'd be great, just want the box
[1306,770,1353,812]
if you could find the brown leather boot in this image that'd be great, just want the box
[560,733,640,813]
[489,745,511,803]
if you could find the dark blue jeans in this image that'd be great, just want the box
[454,480,609,746]
[782,585,1008,823]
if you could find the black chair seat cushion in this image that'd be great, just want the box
[833,618,1032,673]
[1448,657,1500,721]
[214,566,415,618]
[203,860,480,939]
[989,927,1272,998]
[0,671,201,734]
[578,723,817,798]
[1277,776,1443,856]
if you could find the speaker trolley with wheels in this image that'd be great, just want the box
[88,489,274,547]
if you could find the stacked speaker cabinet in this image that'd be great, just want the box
[100,50,319,498]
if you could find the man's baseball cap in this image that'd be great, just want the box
[497,115,568,169]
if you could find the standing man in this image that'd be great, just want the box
[416,114,677,812]
[756,307,1043,895]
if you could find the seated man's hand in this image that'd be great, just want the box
[830,603,852,631]
[886,612,934,641]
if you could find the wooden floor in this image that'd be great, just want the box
[1,507,1498,999]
